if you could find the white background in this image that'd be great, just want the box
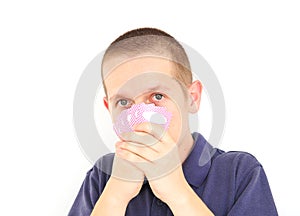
[0,1,299,215]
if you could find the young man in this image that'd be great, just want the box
[68,28,278,216]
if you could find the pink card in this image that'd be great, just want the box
[113,103,172,136]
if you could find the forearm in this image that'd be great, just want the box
[90,180,129,216]
[166,183,214,216]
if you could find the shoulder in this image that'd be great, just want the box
[67,153,116,215]
[209,150,278,215]
[93,152,115,174]
[85,153,115,188]
[213,150,261,167]
[211,149,263,182]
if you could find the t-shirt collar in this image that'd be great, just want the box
[182,132,214,188]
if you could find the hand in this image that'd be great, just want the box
[90,142,144,216]
[116,122,185,203]
[115,123,214,215]
[107,142,145,204]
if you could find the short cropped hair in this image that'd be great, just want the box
[101,27,192,95]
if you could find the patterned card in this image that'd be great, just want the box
[113,103,172,136]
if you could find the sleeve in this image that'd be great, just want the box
[67,166,102,216]
[67,154,114,216]
[227,164,278,216]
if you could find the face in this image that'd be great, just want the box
[103,56,201,144]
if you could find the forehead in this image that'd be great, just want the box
[103,56,179,97]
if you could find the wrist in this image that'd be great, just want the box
[104,177,133,205]
[166,183,214,216]
[164,180,191,207]
[91,179,130,216]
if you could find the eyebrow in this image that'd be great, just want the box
[109,94,128,102]
[108,84,171,102]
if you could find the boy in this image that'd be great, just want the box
[68,28,278,216]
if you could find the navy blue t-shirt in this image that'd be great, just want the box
[68,133,278,216]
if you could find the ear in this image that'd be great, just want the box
[187,80,202,113]
[103,96,109,110]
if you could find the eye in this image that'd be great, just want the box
[152,93,164,101]
[116,99,132,108]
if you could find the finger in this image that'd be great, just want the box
[116,145,154,163]
[133,122,174,147]
[112,151,144,182]
[119,141,160,160]
[133,122,164,140]
[120,131,160,147]
[116,140,162,158]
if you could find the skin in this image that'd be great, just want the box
[91,56,214,216]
